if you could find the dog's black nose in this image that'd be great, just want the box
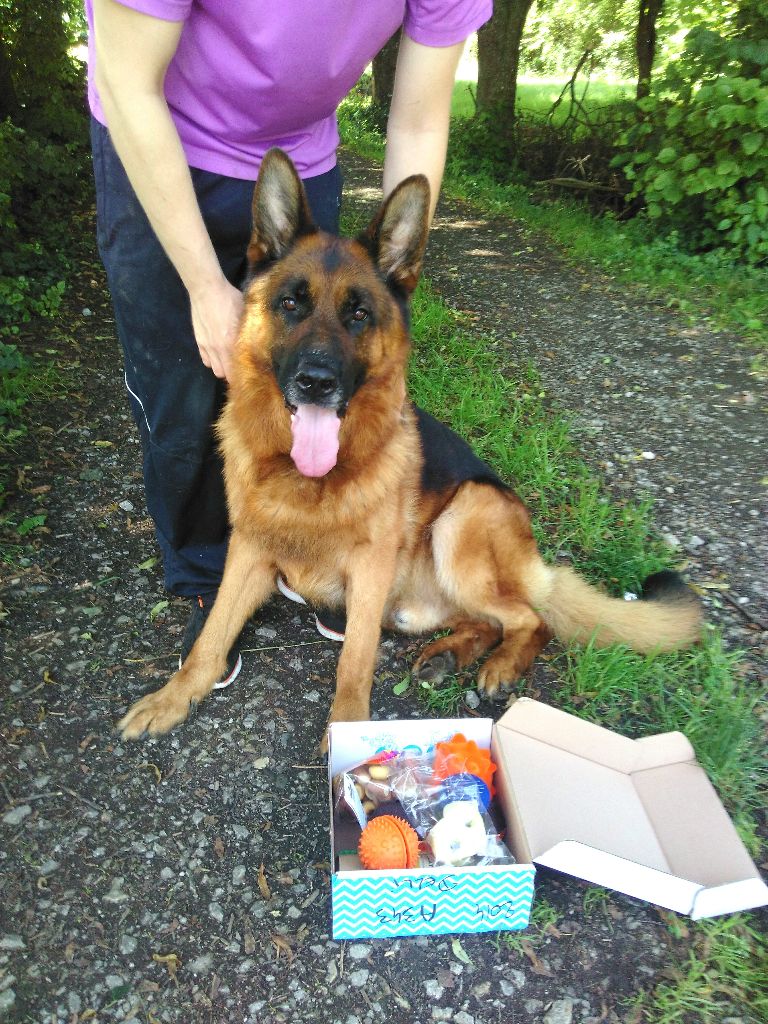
[295,364,338,400]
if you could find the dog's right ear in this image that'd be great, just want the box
[248,149,316,268]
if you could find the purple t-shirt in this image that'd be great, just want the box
[86,0,492,179]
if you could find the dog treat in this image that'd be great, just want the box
[334,754,399,821]
[427,801,489,865]
[363,779,391,804]
[331,757,403,827]
[358,815,420,870]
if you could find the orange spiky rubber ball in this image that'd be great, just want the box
[433,733,497,796]
[358,815,419,870]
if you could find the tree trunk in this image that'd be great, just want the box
[0,38,20,122]
[372,29,401,113]
[635,0,664,100]
[476,0,534,123]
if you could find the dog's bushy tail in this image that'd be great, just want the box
[531,566,701,652]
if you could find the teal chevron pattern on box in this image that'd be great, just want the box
[332,866,535,939]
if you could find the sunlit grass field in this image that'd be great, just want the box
[450,76,633,120]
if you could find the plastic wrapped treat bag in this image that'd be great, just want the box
[390,755,515,867]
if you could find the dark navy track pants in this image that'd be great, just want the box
[90,118,343,596]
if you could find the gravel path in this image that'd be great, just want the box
[0,151,765,1023]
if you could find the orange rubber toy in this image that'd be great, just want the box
[358,815,419,870]
[433,733,497,797]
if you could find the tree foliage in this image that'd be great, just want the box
[615,25,768,263]
[0,1,88,345]
[521,0,638,78]
[0,0,85,134]
[519,0,744,82]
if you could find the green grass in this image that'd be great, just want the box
[500,896,561,954]
[408,281,669,592]
[338,83,768,363]
[629,915,768,1024]
[451,76,633,120]
[416,673,466,717]
[581,886,614,918]
[551,636,764,845]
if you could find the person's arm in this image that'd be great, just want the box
[382,36,465,222]
[93,0,242,381]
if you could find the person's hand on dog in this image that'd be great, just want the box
[190,276,244,381]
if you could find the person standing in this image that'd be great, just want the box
[87,0,492,685]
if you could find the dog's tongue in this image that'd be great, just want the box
[290,405,341,477]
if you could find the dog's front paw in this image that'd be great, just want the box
[118,683,195,739]
[412,650,457,686]
[476,656,519,696]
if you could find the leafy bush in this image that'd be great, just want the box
[0,342,27,424]
[614,27,768,263]
[0,118,85,339]
[0,8,88,515]
[444,100,635,220]
[0,120,86,238]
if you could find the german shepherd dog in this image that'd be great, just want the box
[119,150,700,741]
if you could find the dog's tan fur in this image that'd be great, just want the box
[118,151,701,742]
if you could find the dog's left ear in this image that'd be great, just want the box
[248,149,316,268]
[361,175,430,295]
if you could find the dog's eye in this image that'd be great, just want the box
[352,308,368,322]
[281,296,297,312]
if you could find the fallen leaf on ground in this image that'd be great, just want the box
[140,762,162,784]
[257,862,272,900]
[451,937,473,966]
[152,951,180,982]
[271,934,294,961]
[544,922,564,938]
[520,939,553,976]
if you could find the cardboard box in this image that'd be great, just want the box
[327,699,768,940]
[328,716,535,940]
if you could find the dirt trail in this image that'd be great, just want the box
[0,151,765,1024]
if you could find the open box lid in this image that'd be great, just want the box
[493,699,768,919]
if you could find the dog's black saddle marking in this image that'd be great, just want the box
[414,405,507,493]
